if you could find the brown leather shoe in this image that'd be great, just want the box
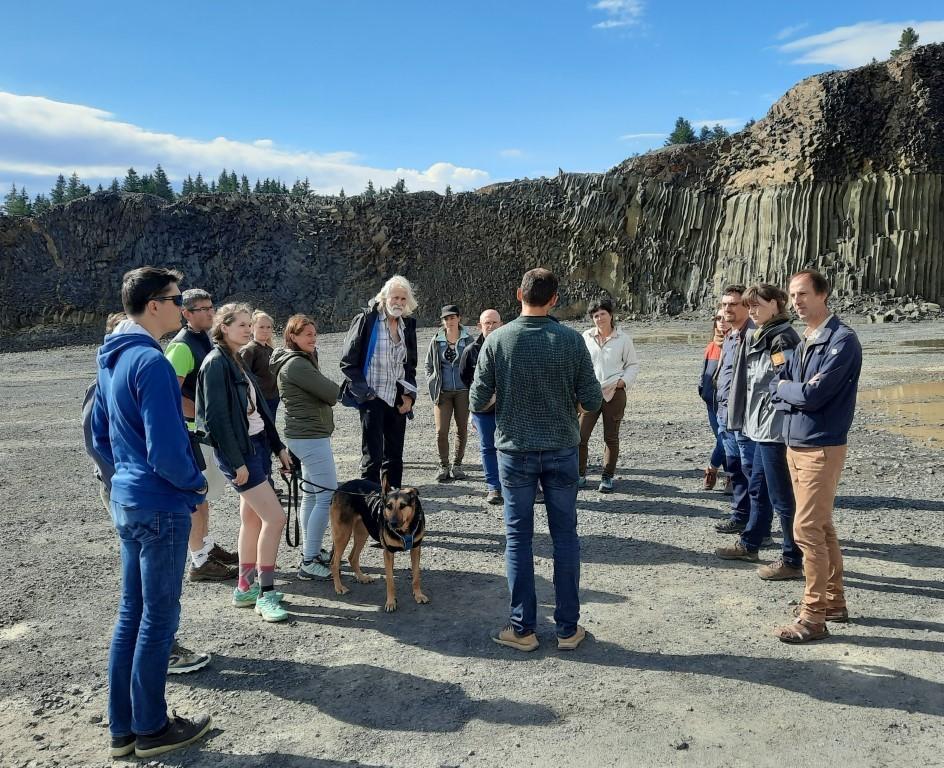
[792,604,849,623]
[703,467,718,490]
[209,544,238,566]
[757,558,804,581]
[714,541,759,562]
[188,558,237,582]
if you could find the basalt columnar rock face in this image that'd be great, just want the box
[1,45,943,338]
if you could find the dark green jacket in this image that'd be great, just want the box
[270,348,339,439]
[195,346,284,469]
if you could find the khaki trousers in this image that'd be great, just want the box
[578,387,626,477]
[434,389,470,467]
[786,445,847,623]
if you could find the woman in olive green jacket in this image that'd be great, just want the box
[270,314,340,580]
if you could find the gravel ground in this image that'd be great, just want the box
[1,318,942,768]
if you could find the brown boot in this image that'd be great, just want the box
[714,541,759,562]
[209,544,238,565]
[188,558,237,582]
[757,558,803,581]
[703,466,718,490]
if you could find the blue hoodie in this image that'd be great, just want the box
[91,329,206,514]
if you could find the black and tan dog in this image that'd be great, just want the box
[328,479,428,612]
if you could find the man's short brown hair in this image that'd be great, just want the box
[520,268,559,307]
[790,269,831,296]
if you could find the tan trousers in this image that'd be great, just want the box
[434,389,469,467]
[578,387,626,477]
[786,445,847,623]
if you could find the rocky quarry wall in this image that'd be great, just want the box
[2,46,943,338]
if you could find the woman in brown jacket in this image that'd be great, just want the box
[238,310,280,417]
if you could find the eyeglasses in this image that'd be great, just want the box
[188,306,214,313]
[152,294,184,307]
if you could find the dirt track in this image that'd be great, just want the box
[1,318,942,768]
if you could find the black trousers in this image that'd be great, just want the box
[359,398,407,490]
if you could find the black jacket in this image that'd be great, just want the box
[339,302,418,406]
[458,332,485,388]
[195,346,284,470]
[169,326,213,403]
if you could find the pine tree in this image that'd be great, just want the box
[891,27,919,57]
[151,165,175,201]
[139,174,155,195]
[254,179,262,194]
[32,193,51,216]
[181,175,194,197]
[51,174,67,205]
[338,188,346,201]
[109,178,120,193]
[96,183,104,193]
[3,183,31,217]
[65,173,83,201]
[444,185,453,200]
[194,172,208,194]
[743,118,756,130]
[392,178,407,195]
[122,167,142,193]
[364,180,376,200]
[697,125,711,142]
[229,171,238,192]
[210,180,217,193]
[710,124,729,140]
[240,175,250,195]
[665,117,696,145]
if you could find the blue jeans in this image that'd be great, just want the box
[704,400,726,470]
[472,412,500,491]
[497,446,580,638]
[109,503,191,737]
[719,429,751,523]
[741,442,802,566]
[266,397,280,420]
[286,436,337,561]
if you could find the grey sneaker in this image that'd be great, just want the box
[577,476,588,489]
[436,466,451,482]
[598,476,614,493]
[298,558,331,580]
[167,641,211,675]
[450,464,467,480]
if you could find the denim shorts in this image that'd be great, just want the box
[215,433,272,492]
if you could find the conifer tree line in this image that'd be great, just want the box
[3,163,413,218]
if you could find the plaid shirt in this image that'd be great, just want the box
[367,313,407,407]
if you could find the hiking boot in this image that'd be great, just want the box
[209,544,238,566]
[189,558,236,582]
[714,518,745,534]
[232,582,261,608]
[557,625,587,651]
[758,559,804,581]
[598,476,614,494]
[703,466,718,490]
[450,464,467,480]
[485,489,503,505]
[722,474,733,495]
[167,641,211,675]
[577,475,588,489]
[298,558,331,580]
[255,591,289,622]
[436,466,451,482]
[110,734,135,758]
[491,625,539,652]
[714,541,759,562]
[134,712,212,758]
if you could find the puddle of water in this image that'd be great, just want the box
[901,339,944,349]
[860,382,944,445]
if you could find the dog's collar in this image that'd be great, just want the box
[382,512,424,552]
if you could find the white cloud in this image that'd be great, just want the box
[499,148,524,158]
[692,118,744,129]
[775,23,808,41]
[591,0,644,29]
[619,132,666,141]
[779,20,944,67]
[0,91,490,195]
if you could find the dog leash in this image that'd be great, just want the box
[282,468,301,548]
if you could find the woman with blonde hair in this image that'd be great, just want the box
[270,314,339,580]
[339,275,418,492]
[238,310,280,418]
[196,303,292,623]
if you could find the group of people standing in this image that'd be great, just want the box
[86,260,860,760]
[698,272,862,643]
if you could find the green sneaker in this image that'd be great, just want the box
[255,591,289,622]
[232,582,260,608]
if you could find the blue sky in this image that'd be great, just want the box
[2,2,943,196]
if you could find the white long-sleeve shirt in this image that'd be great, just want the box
[582,326,640,402]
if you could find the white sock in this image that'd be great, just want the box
[189,541,213,568]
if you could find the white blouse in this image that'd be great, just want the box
[582,326,640,402]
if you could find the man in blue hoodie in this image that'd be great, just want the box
[771,269,862,644]
[91,266,212,759]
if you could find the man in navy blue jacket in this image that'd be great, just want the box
[91,267,212,758]
[770,269,862,644]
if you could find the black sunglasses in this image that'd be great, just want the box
[152,294,184,307]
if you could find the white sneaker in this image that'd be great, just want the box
[297,558,331,580]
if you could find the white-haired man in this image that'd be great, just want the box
[340,275,419,492]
